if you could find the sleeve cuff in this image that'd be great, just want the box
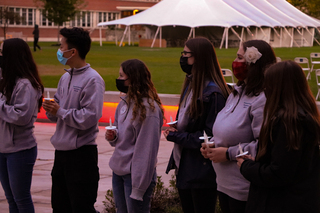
[56,107,67,119]
[228,145,239,161]
[130,187,145,201]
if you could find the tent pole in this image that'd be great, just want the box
[160,27,162,48]
[128,26,131,46]
[301,28,304,45]
[230,27,242,42]
[151,26,160,48]
[296,28,309,46]
[309,28,320,46]
[240,27,244,42]
[220,27,227,49]
[246,27,254,37]
[284,27,299,47]
[259,27,267,40]
[115,28,117,45]
[119,26,129,47]
[99,27,102,47]
[280,28,283,47]
[188,28,193,40]
[273,28,280,38]
[226,27,229,49]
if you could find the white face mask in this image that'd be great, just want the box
[56,49,73,65]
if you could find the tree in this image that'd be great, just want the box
[36,0,86,42]
[0,6,24,39]
[288,0,320,19]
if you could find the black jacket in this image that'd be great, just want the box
[166,81,226,189]
[241,114,320,213]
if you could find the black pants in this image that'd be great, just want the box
[178,188,217,213]
[218,191,246,213]
[51,145,99,213]
[33,37,41,51]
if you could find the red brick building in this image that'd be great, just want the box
[0,0,160,41]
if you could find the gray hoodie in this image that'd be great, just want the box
[46,64,105,150]
[0,78,42,153]
[212,85,266,201]
[108,96,163,201]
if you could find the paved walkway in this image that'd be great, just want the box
[0,122,175,213]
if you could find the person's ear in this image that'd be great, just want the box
[71,48,77,57]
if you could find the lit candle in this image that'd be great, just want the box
[109,118,112,127]
[47,90,50,98]
[170,116,173,123]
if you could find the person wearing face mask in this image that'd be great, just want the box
[200,40,276,213]
[164,37,230,213]
[42,27,105,213]
[105,59,164,213]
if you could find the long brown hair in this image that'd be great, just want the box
[180,37,230,119]
[238,40,276,96]
[121,59,164,122]
[256,61,320,160]
[0,38,44,111]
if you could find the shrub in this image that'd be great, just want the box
[103,175,182,213]
[103,175,222,213]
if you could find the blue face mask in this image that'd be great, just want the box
[57,49,73,65]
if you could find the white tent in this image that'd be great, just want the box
[97,0,320,48]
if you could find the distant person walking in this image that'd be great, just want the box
[0,38,44,213]
[32,24,41,52]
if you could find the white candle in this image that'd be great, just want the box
[170,116,173,123]
[238,143,243,154]
[47,90,50,98]
[109,118,112,127]
[204,131,208,144]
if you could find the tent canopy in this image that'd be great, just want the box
[98,0,257,28]
[97,0,320,28]
[97,0,320,48]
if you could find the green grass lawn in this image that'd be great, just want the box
[30,42,320,97]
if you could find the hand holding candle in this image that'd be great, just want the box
[44,90,54,102]
[105,117,116,130]
[200,131,214,148]
[166,115,177,125]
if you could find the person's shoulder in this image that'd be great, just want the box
[203,81,223,97]
[16,78,32,88]
[86,66,104,79]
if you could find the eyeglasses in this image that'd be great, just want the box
[181,51,193,57]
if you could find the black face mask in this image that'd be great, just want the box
[180,56,193,75]
[0,56,2,68]
[116,79,129,93]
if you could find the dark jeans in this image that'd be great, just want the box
[0,146,37,213]
[218,191,246,213]
[33,37,41,51]
[112,171,156,213]
[51,145,99,213]
[178,187,217,213]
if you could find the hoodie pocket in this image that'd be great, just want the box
[0,120,14,152]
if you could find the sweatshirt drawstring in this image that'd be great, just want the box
[67,68,74,95]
